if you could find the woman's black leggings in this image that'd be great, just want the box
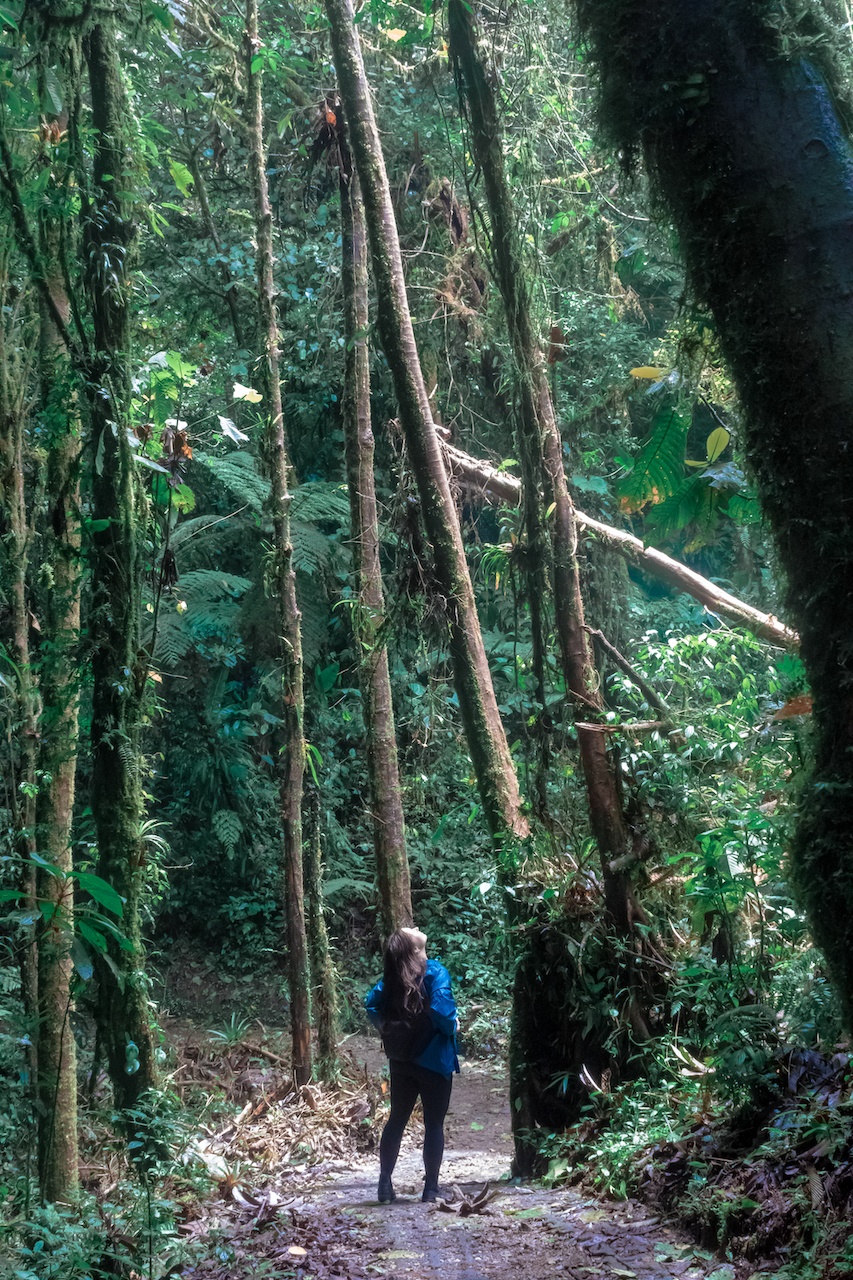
[379,1060,453,1185]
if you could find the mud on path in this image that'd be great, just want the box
[182,1037,748,1280]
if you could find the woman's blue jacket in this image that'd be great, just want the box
[365,958,460,1079]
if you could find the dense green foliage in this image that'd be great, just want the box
[2,0,853,1276]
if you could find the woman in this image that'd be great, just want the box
[365,926,459,1204]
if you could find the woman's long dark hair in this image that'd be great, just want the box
[382,930,427,1020]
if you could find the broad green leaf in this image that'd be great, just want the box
[44,68,63,114]
[78,920,108,953]
[73,871,124,917]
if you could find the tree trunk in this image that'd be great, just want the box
[574,0,853,1026]
[449,0,635,930]
[304,787,338,1080]
[0,299,39,1086]
[325,0,528,846]
[84,19,157,1109]
[441,440,798,649]
[35,134,81,1202]
[340,162,413,936]
[245,0,312,1085]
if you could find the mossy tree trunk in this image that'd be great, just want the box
[245,0,312,1085]
[84,19,157,1109]
[575,0,853,1027]
[35,73,81,1199]
[449,0,637,930]
[325,0,529,850]
[340,159,413,937]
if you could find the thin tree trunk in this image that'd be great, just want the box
[449,0,635,930]
[187,148,244,346]
[304,787,338,1080]
[574,0,853,1025]
[0,297,39,1081]
[35,134,81,1201]
[245,0,312,1085]
[325,0,528,846]
[84,19,157,1109]
[441,440,798,649]
[340,162,413,936]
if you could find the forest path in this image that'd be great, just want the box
[182,1037,743,1280]
[305,1039,735,1280]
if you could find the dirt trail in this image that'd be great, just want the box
[182,1037,745,1280]
[291,1039,739,1280]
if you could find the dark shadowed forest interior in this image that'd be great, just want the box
[3,0,853,1277]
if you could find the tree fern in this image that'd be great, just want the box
[146,569,252,669]
[618,405,689,513]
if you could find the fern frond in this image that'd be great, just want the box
[291,480,350,528]
[194,451,270,511]
[146,570,252,669]
[297,571,331,668]
[618,405,689,513]
[213,809,243,855]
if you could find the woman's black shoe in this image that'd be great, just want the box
[421,1183,439,1203]
[377,1175,396,1204]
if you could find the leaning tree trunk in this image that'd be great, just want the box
[35,103,81,1200]
[325,0,528,847]
[340,161,413,936]
[245,0,312,1085]
[84,19,157,1109]
[449,0,637,931]
[575,0,853,1028]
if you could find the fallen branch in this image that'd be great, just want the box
[575,720,669,735]
[441,440,799,651]
[584,625,671,717]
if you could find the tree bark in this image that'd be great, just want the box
[35,123,81,1201]
[304,787,338,1080]
[84,19,157,1109]
[340,162,413,936]
[574,0,853,1025]
[324,0,528,846]
[442,441,798,649]
[245,0,312,1085]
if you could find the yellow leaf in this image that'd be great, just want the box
[148,671,163,684]
[629,366,667,379]
[385,27,407,40]
[706,426,730,462]
[287,1246,307,1257]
